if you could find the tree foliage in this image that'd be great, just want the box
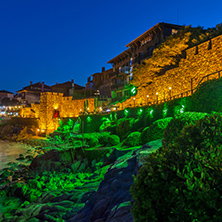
[131,113,222,221]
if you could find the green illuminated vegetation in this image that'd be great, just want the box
[162,103,168,118]
[2,72,222,221]
[131,113,222,221]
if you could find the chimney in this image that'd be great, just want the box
[41,82,44,92]
[71,79,74,89]
[71,79,74,83]
[102,67,105,72]
[30,81,33,85]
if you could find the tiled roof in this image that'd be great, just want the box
[0,90,14,94]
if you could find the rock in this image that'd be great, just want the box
[48,205,68,213]
[107,205,133,222]
[36,192,57,203]
[80,190,96,203]
[67,154,138,222]
[90,198,110,221]
[51,193,70,202]
[55,200,74,208]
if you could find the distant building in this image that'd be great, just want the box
[51,79,85,97]
[85,67,114,98]
[17,81,51,105]
[0,90,14,103]
[107,22,182,100]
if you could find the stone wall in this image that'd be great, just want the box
[20,92,95,133]
[120,34,222,108]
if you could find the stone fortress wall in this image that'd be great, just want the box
[121,34,222,108]
[20,34,222,132]
[20,92,95,133]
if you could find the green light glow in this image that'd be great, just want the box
[86,116,92,123]
[163,103,168,118]
[175,104,185,115]
[130,85,137,96]
[146,107,154,118]
[137,108,143,117]
[59,119,63,126]
[124,109,129,117]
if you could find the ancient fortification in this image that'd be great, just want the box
[20,34,222,133]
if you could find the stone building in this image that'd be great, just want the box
[51,79,85,97]
[86,67,114,98]
[0,90,14,103]
[107,22,182,100]
[119,34,222,108]
[17,81,51,105]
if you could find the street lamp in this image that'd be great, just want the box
[169,87,172,100]
[146,95,149,105]
[133,98,136,107]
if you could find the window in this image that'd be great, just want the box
[149,47,153,56]
[172,29,178,35]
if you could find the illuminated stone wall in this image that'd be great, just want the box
[20,92,95,133]
[121,34,222,108]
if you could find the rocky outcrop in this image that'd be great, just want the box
[67,155,139,222]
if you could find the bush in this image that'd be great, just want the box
[124,132,141,147]
[116,118,135,139]
[0,125,14,138]
[140,117,172,144]
[190,78,222,113]
[131,113,222,222]
[87,137,99,147]
[163,111,208,146]
[107,135,120,146]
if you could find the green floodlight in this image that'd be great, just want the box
[124,109,129,117]
[137,108,143,117]
[163,103,168,118]
[86,116,92,123]
[130,86,137,96]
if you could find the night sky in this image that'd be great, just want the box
[0,0,221,93]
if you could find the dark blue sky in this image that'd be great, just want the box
[0,0,221,93]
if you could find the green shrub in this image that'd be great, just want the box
[87,137,99,147]
[163,111,208,146]
[97,132,110,146]
[190,78,222,113]
[131,113,222,222]
[107,135,120,146]
[116,118,135,138]
[124,132,141,147]
[140,117,172,144]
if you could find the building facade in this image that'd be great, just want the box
[107,22,182,100]
[0,90,14,103]
[17,81,51,105]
